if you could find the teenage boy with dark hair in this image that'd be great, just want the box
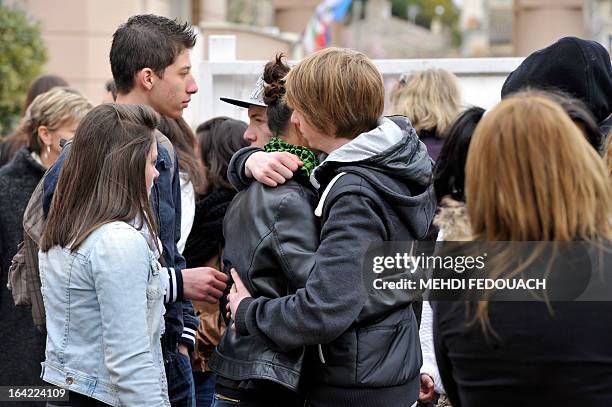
[226,48,435,406]
[40,14,228,406]
[220,77,272,148]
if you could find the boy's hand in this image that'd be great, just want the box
[182,267,228,303]
[419,373,437,402]
[227,269,252,324]
[245,151,303,187]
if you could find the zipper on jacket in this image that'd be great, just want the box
[154,182,170,366]
[317,344,326,364]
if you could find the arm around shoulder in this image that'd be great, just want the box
[227,146,262,191]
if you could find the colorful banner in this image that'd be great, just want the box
[303,0,352,54]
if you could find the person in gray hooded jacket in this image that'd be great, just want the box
[226,48,436,407]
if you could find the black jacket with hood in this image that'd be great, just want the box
[501,36,612,151]
[230,116,436,406]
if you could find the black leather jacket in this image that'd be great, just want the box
[209,173,319,393]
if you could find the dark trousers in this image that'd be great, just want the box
[211,392,302,407]
[166,351,196,407]
[195,372,216,407]
[211,395,267,407]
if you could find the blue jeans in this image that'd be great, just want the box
[195,373,217,407]
[166,352,196,407]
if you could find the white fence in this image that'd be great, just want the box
[184,57,525,128]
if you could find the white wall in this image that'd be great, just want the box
[185,57,525,128]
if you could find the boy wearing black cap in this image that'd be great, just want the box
[221,77,273,148]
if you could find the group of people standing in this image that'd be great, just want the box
[0,13,611,407]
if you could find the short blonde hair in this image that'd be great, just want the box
[466,92,612,241]
[389,68,461,136]
[285,47,384,138]
[20,87,93,153]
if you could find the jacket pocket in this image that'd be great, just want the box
[147,259,164,304]
[146,258,166,339]
[8,241,30,306]
[355,309,422,387]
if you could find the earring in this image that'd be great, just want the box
[44,145,50,160]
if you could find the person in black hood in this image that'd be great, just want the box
[226,48,435,407]
[501,36,612,152]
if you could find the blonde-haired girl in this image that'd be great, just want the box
[389,68,461,161]
[435,92,612,407]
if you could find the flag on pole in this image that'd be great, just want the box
[303,0,352,54]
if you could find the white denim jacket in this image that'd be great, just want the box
[39,222,169,406]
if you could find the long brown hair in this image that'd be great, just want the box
[605,131,612,177]
[41,104,159,252]
[196,117,248,195]
[466,93,612,241]
[158,116,204,194]
[465,93,612,331]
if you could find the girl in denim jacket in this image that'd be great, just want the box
[39,104,169,406]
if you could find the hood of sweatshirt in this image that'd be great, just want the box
[313,115,436,239]
[501,36,612,124]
